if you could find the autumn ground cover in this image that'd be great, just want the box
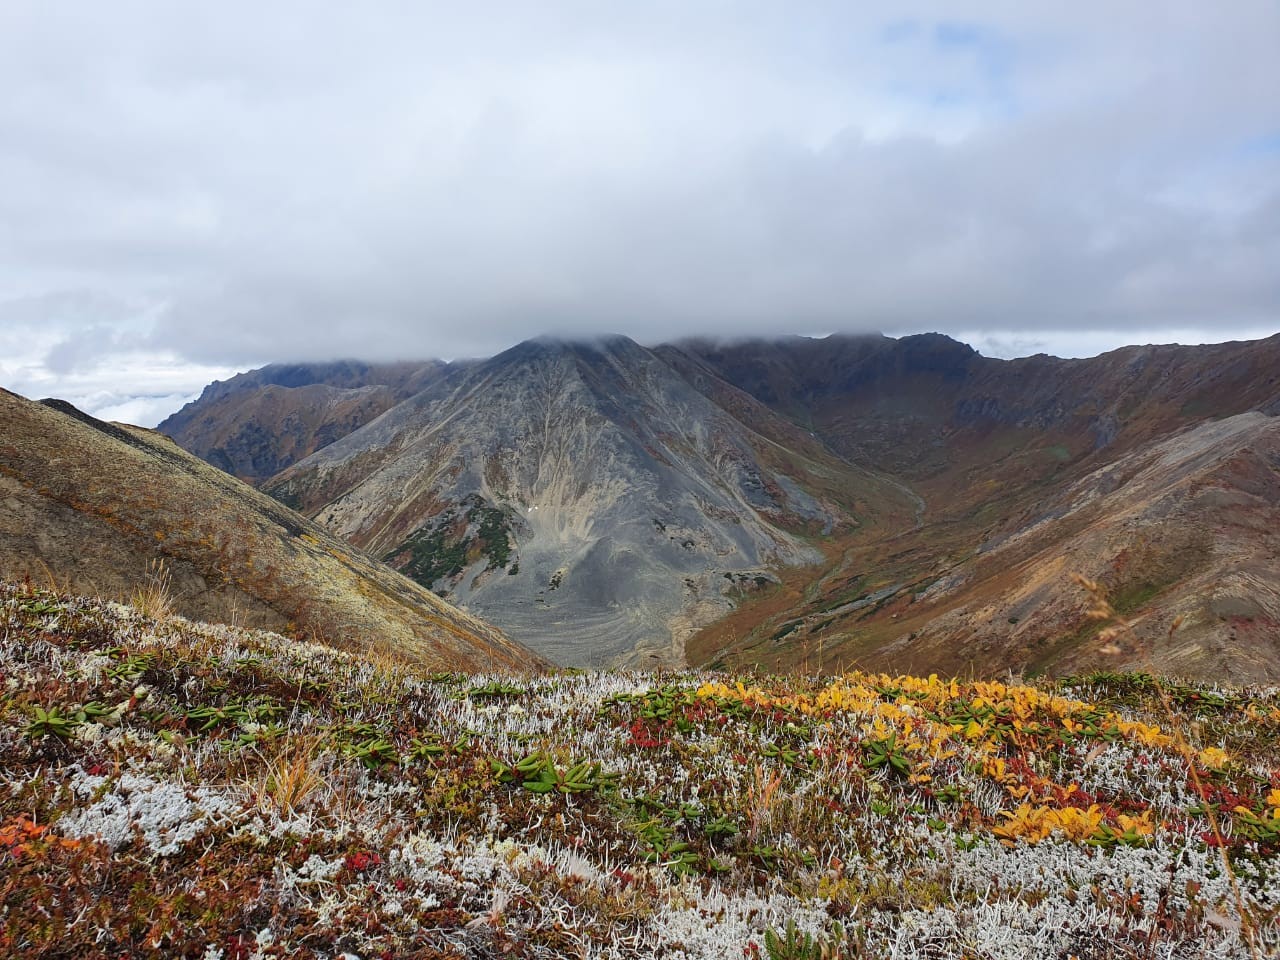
[1,580,1278,958]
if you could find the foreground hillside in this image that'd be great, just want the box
[3,582,1277,958]
[0,389,540,672]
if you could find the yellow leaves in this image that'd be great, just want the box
[1114,719,1171,749]
[1267,788,1280,811]
[1198,746,1230,771]
[695,681,732,700]
[994,803,1138,846]
[1116,812,1155,837]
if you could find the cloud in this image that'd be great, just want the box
[0,1,1277,411]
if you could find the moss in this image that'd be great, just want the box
[771,620,802,643]
[392,523,469,590]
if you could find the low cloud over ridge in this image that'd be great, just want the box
[1,2,1277,422]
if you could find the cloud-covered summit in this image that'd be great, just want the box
[2,2,1277,423]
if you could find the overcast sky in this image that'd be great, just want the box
[2,2,1278,426]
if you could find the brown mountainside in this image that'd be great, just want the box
[693,412,1280,683]
[679,334,1280,680]
[158,360,447,483]
[0,388,542,672]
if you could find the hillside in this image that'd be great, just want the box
[696,412,1280,682]
[1,583,1276,958]
[0,388,541,672]
[670,334,1280,679]
[673,332,1280,486]
[264,336,913,667]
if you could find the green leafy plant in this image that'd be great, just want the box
[343,734,400,770]
[490,751,618,794]
[467,680,526,700]
[26,706,80,739]
[763,919,849,960]
[862,732,911,777]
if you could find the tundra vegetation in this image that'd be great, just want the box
[1,580,1277,958]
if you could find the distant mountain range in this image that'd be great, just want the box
[0,388,543,672]
[155,330,1280,680]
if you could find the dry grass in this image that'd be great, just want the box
[255,737,327,816]
[129,557,174,621]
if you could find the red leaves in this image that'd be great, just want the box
[344,850,383,875]
[625,719,668,749]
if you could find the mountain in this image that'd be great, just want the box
[673,332,1280,484]
[164,330,1280,680]
[677,334,1280,681]
[158,360,447,483]
[264,336,913,667]
[0,388,542,672]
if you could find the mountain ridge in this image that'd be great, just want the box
[153,329,1280,678]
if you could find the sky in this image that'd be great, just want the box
[2,2,1278,427]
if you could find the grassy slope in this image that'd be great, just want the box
[0,389,540,673]
[2,581,1278,958]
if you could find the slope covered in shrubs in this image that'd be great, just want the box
[1,580,1278,958]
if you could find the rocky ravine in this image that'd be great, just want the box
[0,388,543,672]
[266,336,905,667]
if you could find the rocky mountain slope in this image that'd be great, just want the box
[0,388,541,672]
[264,336,911,667]
[158,360,446,483]
[163,331,1280,679]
